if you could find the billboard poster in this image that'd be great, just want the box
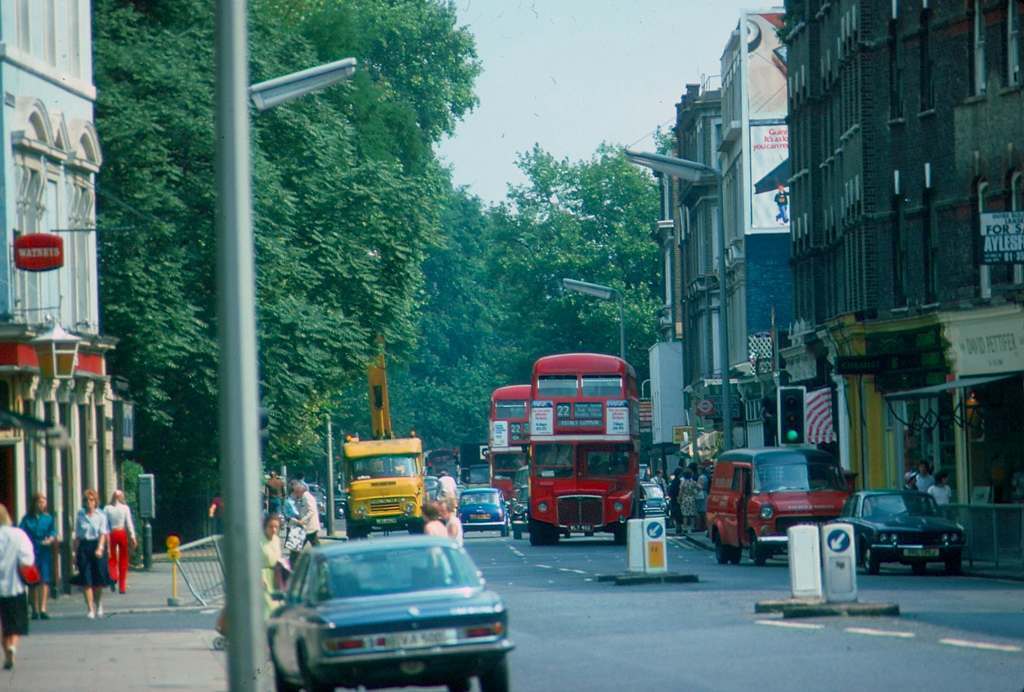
[750,124,790,232]
[606,400,630,435]
[530,401,554,436]
[490,420,509,448]
[746,12,787,118]
[980,211,1024,264]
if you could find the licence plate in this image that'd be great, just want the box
[903,548,939,557]
[570,525,593,533]
[384,629,456,649]
[377,517,398,525]
[471,514,491,520]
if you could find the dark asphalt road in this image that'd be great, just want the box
[459,531,1024,692]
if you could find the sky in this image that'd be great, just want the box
[436,0,766,203]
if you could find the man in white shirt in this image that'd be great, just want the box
[438,470,458,501]
[928,471,953,505]
[291,482,321,548]
[0,503,35,670]
[913,461,935,494]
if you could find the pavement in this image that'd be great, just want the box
[7,528,1023,691]
[44,560,205,619]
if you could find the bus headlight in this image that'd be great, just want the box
[537,501,549,513]
[613,501,624,513]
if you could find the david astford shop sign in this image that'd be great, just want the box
[13,233,64,271]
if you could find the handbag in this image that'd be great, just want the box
[18,563,41,586]
[284,524,305,553]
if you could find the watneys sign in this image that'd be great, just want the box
[14,233,64,271]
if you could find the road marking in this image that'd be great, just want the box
[755,620,824,630]
[200,608,219,615]
[536,564,553,569]
[508,546,525,558]
[845,627,915,639]
[939,638,1022,653]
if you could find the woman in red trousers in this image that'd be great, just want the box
[103,490,136,594]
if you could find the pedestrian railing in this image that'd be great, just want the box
[940,504,1024,568]
[174,534,226,606]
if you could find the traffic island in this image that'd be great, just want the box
[754,598,900,618]
[595,571,699,586]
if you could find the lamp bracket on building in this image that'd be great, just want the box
[0,409,69,449]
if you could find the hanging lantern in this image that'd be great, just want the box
[31,322,81,379]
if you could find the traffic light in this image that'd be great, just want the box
[776,386,806,445]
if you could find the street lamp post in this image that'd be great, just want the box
[214,3,356,688]
[561,278,626,361]
[624,149,733,451]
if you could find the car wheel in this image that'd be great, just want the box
[860,541,881,575]
[513,527,522,540]
[478,656,510,692]
[298,646,332,692]
[727,545,742,565]
[447,676,472,692]
[944,555,962,575]
[612,525,627,545]
[911,562,928,576]
[748,534,767,566]
[528,520,546,546]
[273,663,300,692]
[713,532,729,565]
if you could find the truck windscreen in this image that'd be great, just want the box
[350,455,419,480]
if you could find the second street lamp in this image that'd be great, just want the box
[624,149,733,452]
[562,278,626,361]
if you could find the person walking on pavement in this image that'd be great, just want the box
[438,470,458,502]
[913,461,935,494]
[293,481,321,548]
[653,469,668,497]
[928,471,953,505]
[265,471,286,517]
[436,498,463,547]
[260,514,283,620]
[0,503,35,670]
[668,470,683,534]
[104,490,137,595]
[73,489,112,619]
[19,493,55,620]
[678,471,700,533]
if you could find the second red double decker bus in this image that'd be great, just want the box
[527,353,639,545]
[488,385,531,500]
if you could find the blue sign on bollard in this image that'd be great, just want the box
[827,528,850,553]
[646,522,664,539]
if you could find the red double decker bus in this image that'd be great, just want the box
[488,385,531,500]
[527,353,639,545]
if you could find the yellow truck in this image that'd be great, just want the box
[342,350,425,538]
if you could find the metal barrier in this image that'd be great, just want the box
[174,534,226,606]
[940,504,1024,568]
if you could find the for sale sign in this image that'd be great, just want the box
[980,211,1024,264]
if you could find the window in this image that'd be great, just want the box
[1009,0,1022,87]
[492,452,525,476]
[892,191,906,306]
[581,376,622,397]
[920,10,935,110]
[584,447,630,477]
[17,0,31,52]
[533,444,573,478]
[348,455,418,480]
[755,460,846,493]
[889,21,903,118]
[923,186,937,302]
[44,0,56,65]
[978,181,992,298]
[537,376,577,398]
[326,546,480,598]
[495,400,527,419]
[730,466,750,494]
[973,0,987,95]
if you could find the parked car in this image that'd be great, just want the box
[838,490,965,575]
[458,488,510,536]
[268,536,513,692]
[705,447,849,566]
[634,481,667,518]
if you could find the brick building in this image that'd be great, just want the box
[783,0,1024,504]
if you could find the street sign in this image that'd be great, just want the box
[980,211,1024,264]
[695,399,716,416]
[835,355,886,375]
[638,399,652,433]
[826,528,850,553]
[139,473,156,519]
[14,233,64,271]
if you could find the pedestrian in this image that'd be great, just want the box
[436,498,463,547]
[422,503,447,538]
[913,461,935,494]
[438,470,458,502]
[928,471,953,505]
[260,514,283,620]
[72,489,112,619]
[667,471,683,534]
[265,471,285,517]
[19,493,55,620]
[103,489,137,595]
[653,469,668,496]
[292,481,321,549]
[207,495,224,535]
[678,471,700,533]
[0,503,35,670]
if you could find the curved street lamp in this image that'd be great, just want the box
[562,278,625,361]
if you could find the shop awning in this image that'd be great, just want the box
[884,373,1018,401]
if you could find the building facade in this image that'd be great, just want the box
[784,0,1024,504]
[0,0,120,587]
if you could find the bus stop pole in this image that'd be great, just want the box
[326,418,336,536]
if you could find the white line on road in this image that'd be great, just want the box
[200,608,219,615]
[536,564,553,569]
[845,627,915,639]
[939,638,1022,653]
[755,620,824,630]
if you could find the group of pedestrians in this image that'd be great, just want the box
[665,461,711,536]
[905,460,953,505]
[422,494,463,547]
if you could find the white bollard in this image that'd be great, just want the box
[626,519,645,572]
[821,523,858,603]
[641,517,667,574]
[787,525,823,599]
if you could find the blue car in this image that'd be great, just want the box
[458,488,510,537]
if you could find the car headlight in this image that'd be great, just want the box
[888,533,898,544]
[941,533,950,543]
[537,501,549,513]
[613,501,624,513]
[951,532,962,543]
[760,505,774,519]
[879,532,891,543]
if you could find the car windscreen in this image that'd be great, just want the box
[533,443,574,478]
[460,491,500,506]
[862,493,938,520]
[463,465,490,485]
[349,455,419,480]
[755,455,845,492]
[326,545,481,598]
[642,484,665,499]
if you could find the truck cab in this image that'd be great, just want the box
[343,438,425,539]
